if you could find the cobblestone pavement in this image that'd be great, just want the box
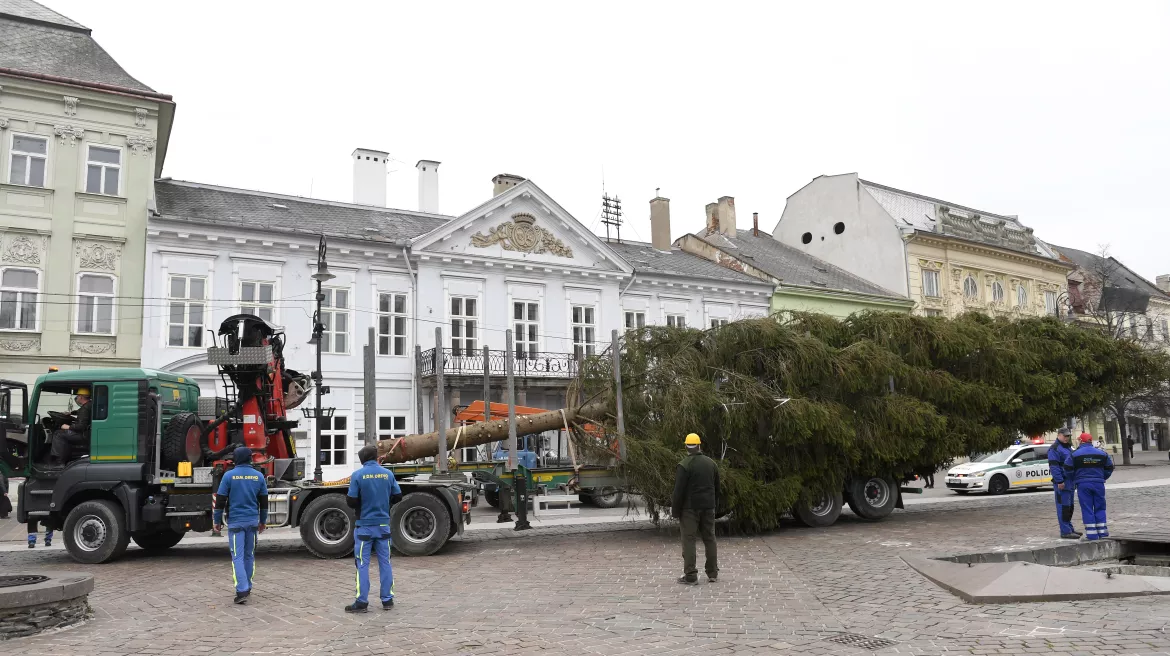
[5,486,1170,655]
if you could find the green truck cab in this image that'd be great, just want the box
[2,369,470,564]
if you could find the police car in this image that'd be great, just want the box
[945,444,1053,495]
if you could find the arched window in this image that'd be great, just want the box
[992,281,1004,303]
[1017,285,1028,308]
[963,274,979,299]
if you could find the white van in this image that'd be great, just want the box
[944,444,1053,495]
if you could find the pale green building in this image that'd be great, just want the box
[0,1,174,386]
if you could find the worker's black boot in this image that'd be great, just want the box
[677,576,697,585]
[234,590,249,605]
[344,601,368,613]
[382,599,394,610]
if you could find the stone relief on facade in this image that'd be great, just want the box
[135,108,148,127]
[917,259,943,271]
[0,117,8,130]
[126,135,156,155]
[2,235,43,265]
[0,338,40,352]
[75,241,121,271]
[70,340,115,355]
[54,124,85,146]
[469,213,574,258]
[63,95,78,116]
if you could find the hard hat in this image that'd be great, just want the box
[684,433,701,446]
[75,388,90,397]
[1079,432,1093,443]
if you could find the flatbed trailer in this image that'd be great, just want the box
[389,460,627,508]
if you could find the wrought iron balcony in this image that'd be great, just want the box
[420,347,582,380]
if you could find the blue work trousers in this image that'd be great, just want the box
[1077,482,1108,540]
[1054,487,1075,535]
[229,526,258,593]
[354,526,393,604]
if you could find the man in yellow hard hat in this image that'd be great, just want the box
[49,387,92,466]
[671,432,720,584]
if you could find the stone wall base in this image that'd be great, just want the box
[0,595,91,640]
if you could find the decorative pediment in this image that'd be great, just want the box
[2,234,44,265]
[917,259,943,271]
[75,241,121,271]
[470,213,574,258]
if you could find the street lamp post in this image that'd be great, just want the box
[309,235,335,483]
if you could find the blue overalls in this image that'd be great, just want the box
[347,460,402,604]
[1064,443,1113,540]
[1047,439,1076,535]
[214,465,269,593]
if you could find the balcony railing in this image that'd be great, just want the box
[420,348,583,379]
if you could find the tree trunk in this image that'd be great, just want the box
[376,401,609,463]
[1115,402,1132,466]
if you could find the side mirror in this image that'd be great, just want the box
[1009,458,1022,464]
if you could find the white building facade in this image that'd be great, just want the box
[143,166,772,480]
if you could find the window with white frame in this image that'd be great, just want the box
[240,281,274,322]
[924,309,944,317]
[991,281,1005,303]
[571,305,596,358]
[513,301,538,359]
[168,275,206,347]
[963,274,979,299]
[377,293,407,356]
[320,287,350,354]
[77,274,114,334]
[922,269,941,298]
[377,415,408,440]
[318,415,347,466]
[85,145,121,196]
[450,296,478,356]
[710,318,729,329]
[624,311,645,330]
[666,313,686,328]
[1017,285,1028,308]
[1044,290,1058,316]
[8,134,47,187]
[0,268,39,330]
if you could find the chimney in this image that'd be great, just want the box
[492,173,526,196]
[716,196,737,237]
[1158,275,1170,293]
[416,160,440,213]
[650,194,671,251]
[352,148,388,207]
[704,202,719,235]
[752,212,759,237]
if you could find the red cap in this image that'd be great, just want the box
[1079,432,1093,443]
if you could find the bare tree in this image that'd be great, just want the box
[1070,245,1170,465]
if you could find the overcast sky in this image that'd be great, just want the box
[49,1,1170,280]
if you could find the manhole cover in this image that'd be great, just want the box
[0,575,50,588]
[823,633,898,650]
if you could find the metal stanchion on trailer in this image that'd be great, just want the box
[507,329,530,531]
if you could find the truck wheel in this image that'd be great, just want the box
[391,492,451,556]
[63,500,131,564]
[793,490,843,528]
[161,412,203,470]
[132,530,184,552]
[591,486,625,508]
[484,487,500,508]
[988,474,1010,495]
[846,476,898,521]
[299,494,355,559]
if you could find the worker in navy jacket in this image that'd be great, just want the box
[345,445,402,613]
[214,446,268,604]
[1063,433,1114,541]
[1047,428,1080,539]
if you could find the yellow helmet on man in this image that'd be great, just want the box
[75,387,90,397]
[684,433,701,446]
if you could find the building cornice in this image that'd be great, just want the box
[909,231,1073,272]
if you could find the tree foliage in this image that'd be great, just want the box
[578,311,1170,531]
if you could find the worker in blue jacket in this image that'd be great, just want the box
[1047,428,1080,539]
[345,445,402,613]
[1063,432,1114,541]
[213,447,268,604]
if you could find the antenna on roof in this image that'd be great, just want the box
[601,193,623,244]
